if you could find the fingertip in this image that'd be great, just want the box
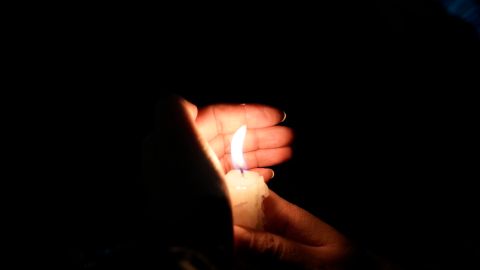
[245,104,286,127]
[233,225,251,249]
[264,168,275,181]
[280,111,287,123]
[233,225,248,235]
[264,169,275,183]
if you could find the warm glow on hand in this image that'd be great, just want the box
[182,99,293,181]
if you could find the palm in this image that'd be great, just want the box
[191,102,293,180]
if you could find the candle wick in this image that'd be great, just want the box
[240,168,244,176]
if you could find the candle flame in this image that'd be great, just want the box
[231,125,247,170]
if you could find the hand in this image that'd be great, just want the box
[234,191,355,270]
[181,98,364,269]
[185,98,351,269]
[182,99,293,180]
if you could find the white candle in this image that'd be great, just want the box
[224,125,269,230]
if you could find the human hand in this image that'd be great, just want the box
[179,97,389,270]
[182,99,293,180]
[234,190,355,270]
[182,99,350,268]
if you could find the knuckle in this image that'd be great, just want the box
[256,233,286,259]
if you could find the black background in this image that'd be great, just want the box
[21,1,479,269]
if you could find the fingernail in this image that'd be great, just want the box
[270,170,275,179]
[281,111,287,123]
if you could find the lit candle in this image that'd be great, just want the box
[224,125,269,230]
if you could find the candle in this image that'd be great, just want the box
[224,125,269,230]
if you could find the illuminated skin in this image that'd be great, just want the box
[181,98,360,270]
[183,99,292,180]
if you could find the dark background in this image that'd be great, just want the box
[23,1,479,269]
[48,90,479,269]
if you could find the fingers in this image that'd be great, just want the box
[234,226,319,268]
[209,126,294,158]
[250,168,275,182]
[263,191,350,248]
[196,104,285,141]
[220,147,292,172]
[234,193,353,269]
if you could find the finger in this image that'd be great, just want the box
[196,104,285,141]
[220,147,292,172]
[209,126,294,158]
[234,226,319,268]
[250,168,274,181]
[263,191,350,248]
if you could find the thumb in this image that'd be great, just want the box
[234,225,317,267]
[178,96,198,120]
